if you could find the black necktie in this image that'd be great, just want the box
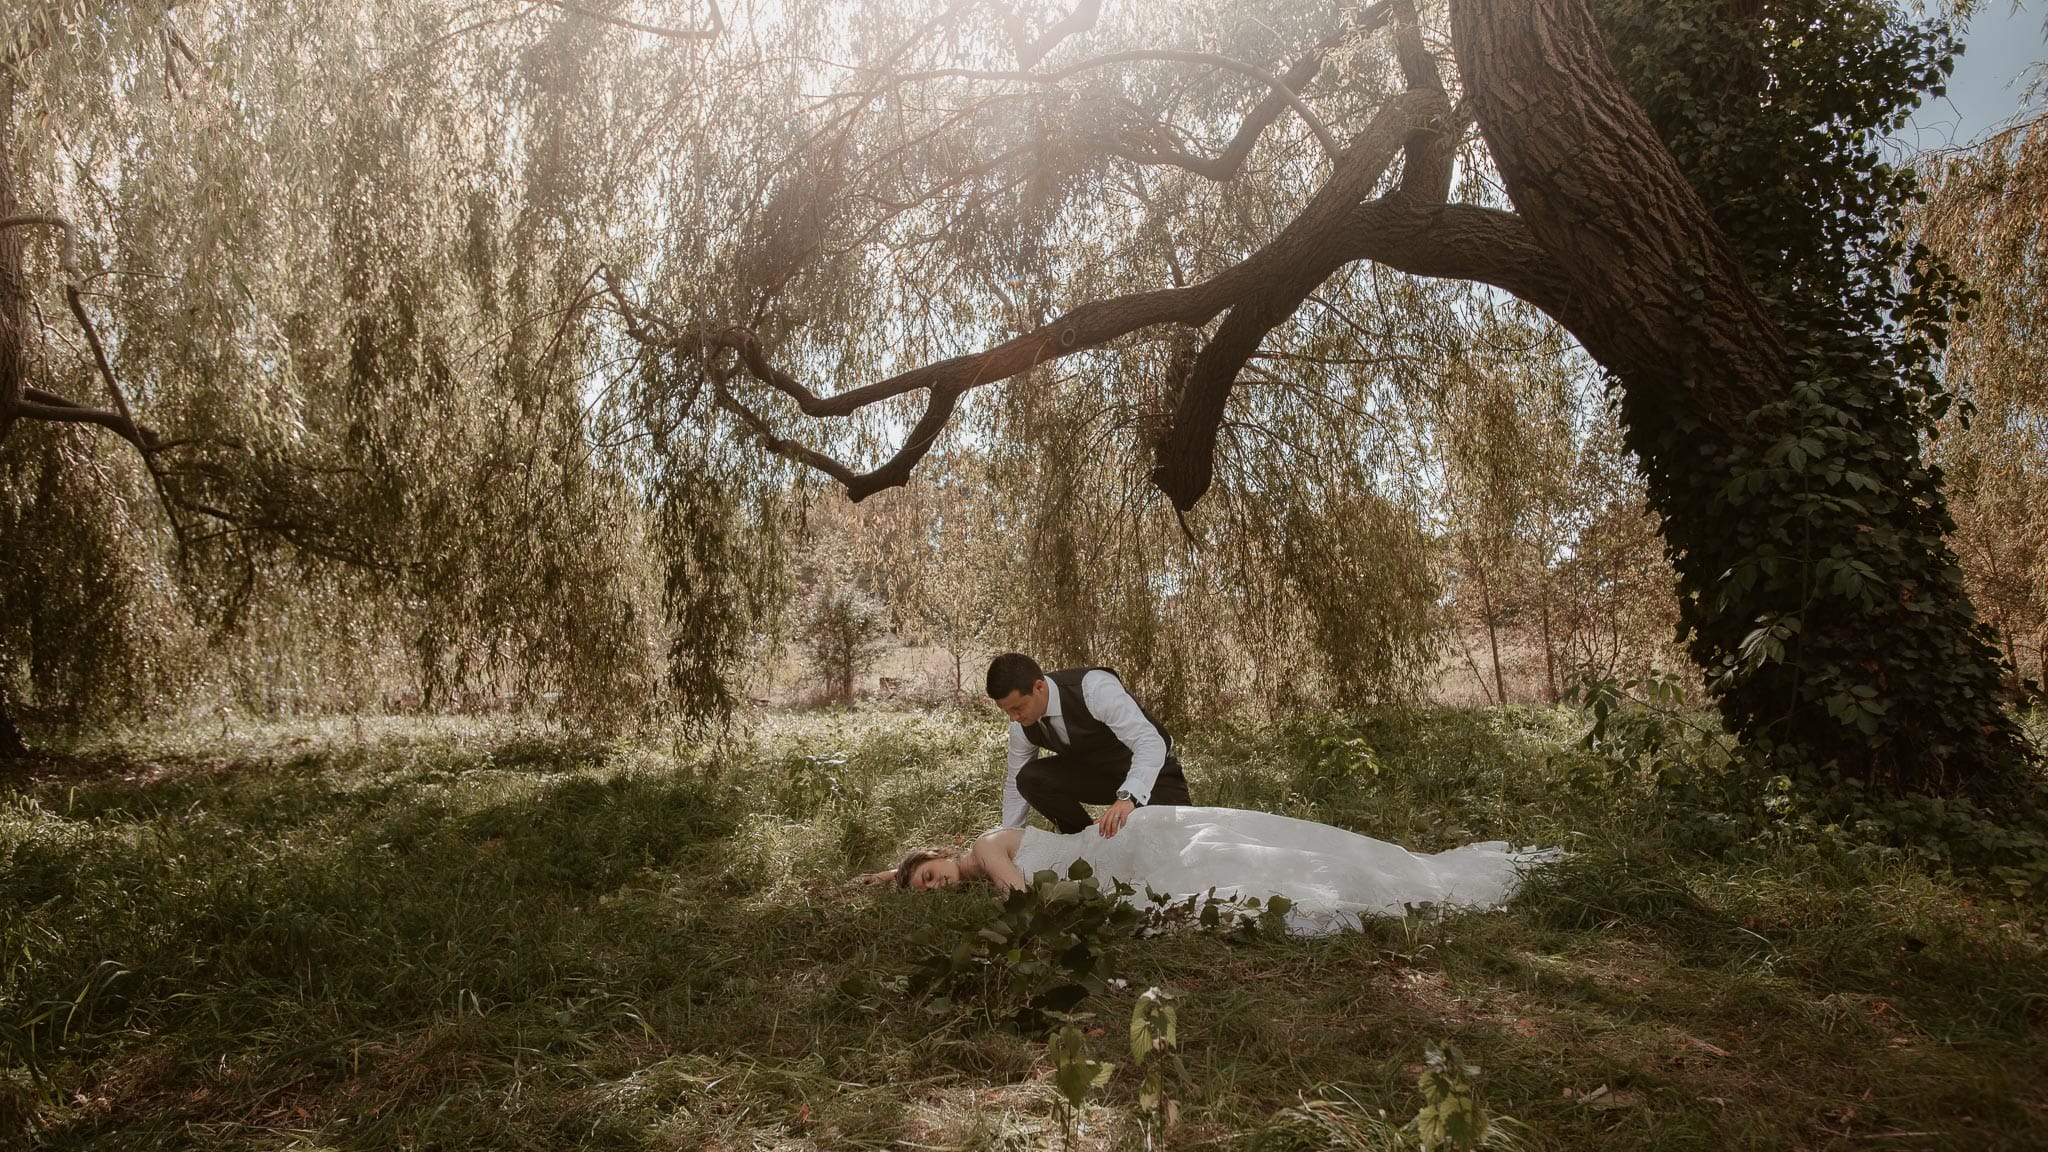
[1035,717,1063,750]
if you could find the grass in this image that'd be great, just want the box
[1,705,2043,1150]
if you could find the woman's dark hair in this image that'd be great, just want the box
[985,652,1044,699]
[894,846,962,889]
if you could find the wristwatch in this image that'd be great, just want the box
[1115,790,1139,806]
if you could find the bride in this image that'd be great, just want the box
[874,806,1556,935]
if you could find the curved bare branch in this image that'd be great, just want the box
[12,387,151,448]
[600,3,1567,506]
[1149,89,1441,507]
[0,212,202,547]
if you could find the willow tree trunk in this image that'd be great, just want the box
[1451,0,2028,794]
[0,76,31,763]
[0,74,25,446]
[0,681,25,762]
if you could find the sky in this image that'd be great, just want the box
[1899,2,2046,149]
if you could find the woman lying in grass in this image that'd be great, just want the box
[867,806,1556,935]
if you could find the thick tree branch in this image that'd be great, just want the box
[604,6,1576,506]
[708,372,969,500]
[11,395,145,440]
[0,212,200,548]
[1334,200,1570,312]
[1388,0,1460,202]
[16,384,167,450]
[613,130,1559,505]
[0,214,78,285]
[1149,90,1439,508]
[1449,0,1787,429]
[1144,2,1462,509]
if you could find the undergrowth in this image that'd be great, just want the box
[1,705,2043,1149]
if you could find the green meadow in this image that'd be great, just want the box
[3,706,2044,1149]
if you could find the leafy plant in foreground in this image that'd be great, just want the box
[1410,1042,1492,1152]
[1568,671,2048,892]
[1130,985,1185,1146]
[907,858,1140,1030]
[1139,886,1296,941]
[1048,1010,1114,1151]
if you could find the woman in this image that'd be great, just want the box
[872,806,1556,935]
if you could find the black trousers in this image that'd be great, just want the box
[1016,754,1192,835]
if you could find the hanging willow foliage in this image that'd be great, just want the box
[0,0,784,731]
[1,0,2030,798]
[1916,103,2048,698]
[3,0,1469,732]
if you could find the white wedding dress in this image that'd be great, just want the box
[1009,806,1556,935]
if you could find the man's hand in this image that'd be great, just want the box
[1096,797,1137,837]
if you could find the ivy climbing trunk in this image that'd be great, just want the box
[1451,0,2029,795]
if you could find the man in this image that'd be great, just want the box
[985,652,1193,837]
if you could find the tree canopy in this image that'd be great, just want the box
[0,0,2040,807]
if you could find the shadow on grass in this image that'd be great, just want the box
[7,727,633,827]
[7,712,2047,1151]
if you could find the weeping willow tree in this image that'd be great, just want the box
[1,0,2036,805]
[0,0,795,753]
[589,0,2033,800]
[1918,98,2048,697]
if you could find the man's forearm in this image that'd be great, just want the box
[1002,728,1034,827]
[1084,671,1167,803]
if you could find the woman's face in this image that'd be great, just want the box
[909,855,964,892]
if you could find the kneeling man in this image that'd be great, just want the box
[985,652,1193,837]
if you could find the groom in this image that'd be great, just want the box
[985,653,1192,837]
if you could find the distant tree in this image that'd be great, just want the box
[1429,294,1676,703]
[840,455,1003,699]
[800,576,888,704]
[1917,102,2048,697]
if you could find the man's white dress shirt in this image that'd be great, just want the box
[1001,670,1168,830]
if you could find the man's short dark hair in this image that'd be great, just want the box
[986,653,1044,699]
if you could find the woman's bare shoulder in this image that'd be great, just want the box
[973,827,1025,854]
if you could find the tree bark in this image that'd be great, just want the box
[1475,561,1507,706]
[1451,0,2029,793]
[0,76,31,765]
[1450,0,1783,433]
[1,74,26,448]
[1540,595,1558,702]
[0,680,26,762]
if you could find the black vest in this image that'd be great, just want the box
[1020,667,1172,770]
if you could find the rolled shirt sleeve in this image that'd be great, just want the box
[1001,721,1036,829]
[1080,669,1168,805]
